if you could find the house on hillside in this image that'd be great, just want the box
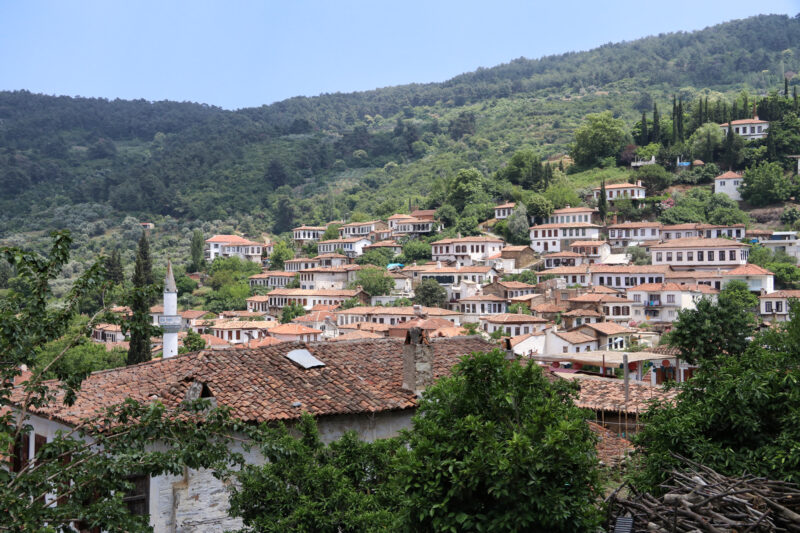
[494,202,516,220]
[627,282,717,326]
[606,221,662,248]
[714,171,743,201]
[486,245,537,272]
[317,238,371,258]
[479,313,548,336]
[430,236,505,266]
[760,290,800,322]
[292,226,327,247]
[285,257,320,272]
[529,223,602,253]
[542,206,599,225]
[591,181,645,206]
[719,115,769,141]
[338,221,388,240]
[248,271,297,289]
[569,241,611,264]
[205,235,264,263]
[650,238,749,271]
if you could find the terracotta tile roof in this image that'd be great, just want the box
[388,317,456,331]
[410,209,436,218]
[250,271,297,279]
[292,310,336,323]
[94,323,122,332]
[234,337,287,349]
[561,309,603,317]
[574,379,678,414]
[388,213,414,220]
[554,331,596,344]
[205,235,263,246]
[588,286,621,294]
[544,251,583,258]
[531,303,568,313]
[529,222,600,230]
[553,206,596,214]
[497,281,536,289]
[647,344,681,356]
[434,236,505,244]
[651,238,748,249]
[269,323,322,335]
[495,202,516,209]
[759,290,800,299]
[500,245,531,252]
[607,221,662,229]
[719,118,768,126]
[340,220,382,227]
[181,310,209,319]
[568,293,630,304]
[329,330,385,341]
[570,240,607,247]
[311,304,340,311]
[200,334,229,347]
[459,294,508,302]
[430,327,470,338]
[293,225,326,231]
[714,171,742,180]
[150,305,164,313]
[211,320,278,330]
[364,240,401,248]
[268,288,363,297]
[482,313,548,324]
[628,282,692,292]
[335,306,460,317]
[20,337,495,426]
[319,238,371,244]
[661,223,701,231]
[509,332,544,347]
[315,253,347,259]
[338,322,391,333]
[539,265,591,275]
[722,264,774,276]
[592,182,644,190]
[580,322,636,336]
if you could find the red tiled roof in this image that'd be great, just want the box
[722,264,774,276]
[570,240,607,247]
[554,331,596,344]
[481,313,548,324]
[329,330,384,341]
[497,281,536,289]
[574,379,678,413]
[544,251,583,258]
[19,337,495,426]
[459,294,508,302]
[495,202,516,209]
[530,222,600,230]
[205,235,262,246]
[651,238,748,249]
[553,206,596,214]
[592,182,644,190]
[579,322,636,336]
[719,118,768,126]
[714,171,742,180]
[608,221,662,229]
[180,310,209,319]
[561,309,603,317]
[531,303,568,313]
[759,290,800,299]
[269,323,322,335]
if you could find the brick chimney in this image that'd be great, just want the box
[402,327,434,396]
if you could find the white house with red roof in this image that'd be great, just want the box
[606,221,662,248]
[592,181,645,205]
[205,235,264,262]
[714,171,743,201]
[569,241,611,264]
[292,225,327,246]
[542,206,598,225]
[430,236,505,266]
[479,313,548,336]
[721,264,774,293]
[338,220,388,240]
[650,238,749,270]
[528,223,602,253]
[268,323,322,343]
[720,114,769,140]
[459,294,508,322]
[760,289,800,322]
[248,271,297,289]
[494,202,515,220]
[627,282,717,325]
[317,237,372,258]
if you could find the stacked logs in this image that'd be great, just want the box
[608,456,800,532]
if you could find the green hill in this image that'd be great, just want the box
[1,13,799,240]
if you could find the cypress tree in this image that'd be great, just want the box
[640,112,649,145]
[794,87,798,112]
[786,77,790,97]
[723,112,737,170]
[677,98,684,141]
[651,103,660,144]
[105,250,124,284]
[705,129,713,163]
[671,95,677,145]
[127,233,153,365]
[704,97,710,123]
[189,230,205,272]
[597,180,608,223]
[742,94,749,120]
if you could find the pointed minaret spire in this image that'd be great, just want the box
[161,260,179,358]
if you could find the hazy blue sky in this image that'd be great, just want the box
[1,1,798,109]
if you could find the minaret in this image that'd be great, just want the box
[161,260,180,358]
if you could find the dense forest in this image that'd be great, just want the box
[1,14,799,240]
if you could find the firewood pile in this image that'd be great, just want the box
[607,456,800,532]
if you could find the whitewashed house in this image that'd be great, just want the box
[721,264,774,293]
[661,224,702,240]
[494,202,515,220]
[248,271,297,289]
[543,251,586,269]
[284,257,320,272]
[606,222,662,248]
[292,225,327,247]
[542,206,598,225]
[592,181,645,206]
[720,115,769,140]
[714,171,743,201]
[479,313,548,336]
[569,240,611,264]
[627,282,717,325]
[650,238,749,271]
[760,290,800,322]
[458,294,508,322]
[338,221,388,240]
[209,320,277,345]
[430,237,505,266]
[205,235,264,263]
[317,238,372,258]
[529,223,602,253]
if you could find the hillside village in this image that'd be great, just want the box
[5,13,800,533]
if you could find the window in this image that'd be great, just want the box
[776,301,784,312]
[766,301,773,312]
[676,252,683,262]
[562,346,568,353]
[666,294,675,304]
[729,250,736,261]
[123,475,150,517]
[633,294,641,302]
[666,252,673,262]
[656,252,663,262]
[698,250,704,261]
[718,251,725,261]
[687,252,693,261]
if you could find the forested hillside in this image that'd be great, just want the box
[1,13,799,239]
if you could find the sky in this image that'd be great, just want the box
[1,0,798,110]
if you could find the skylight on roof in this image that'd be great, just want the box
[286,349,325,369]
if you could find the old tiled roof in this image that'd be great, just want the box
[181,310,209,319]
[539,265,590,275]
[651,238,748,249]
[714,170,743,180]
[434,236,505,244]
[588,286,621,294]
[647,344,681,356]
[329,330,384,341]
[628,282,691,292]
[20,337,495,426]
[531,303,568,313]
[497,281,536,289]
[759,290,800,299]
[150,305,164,313]
[460,294,507,302]
[661,223,701,230]
[588,422,632,466]
[553,206,596,214]
[293,225,326,231]
[364,240,401,248]
[500,245,532,252]
[410,209,436,219]
[719,118,768,126]
[607,221,662,229]
[574,379,678,413]
[561,309,603,317]
[250,271,297,279]
[568,293,630,304]
[340,220,382,227]
[554,331,596,344]
[580,322,635,336]
[592,182,644,190]
[722,264,774,276]
[269,323,322,335]
[544,251,582,258]
[529,222,600,230]
[482,313,548,324]
[335,306,459,316]
[292,310,336,323]
[316,253,348,259]
[205,235,263,246]
[430,326,470,338]
[570,240,607,247]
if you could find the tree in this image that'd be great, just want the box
[127,233,155,366]
[434,204,458,228]
[449,110,476,139]
[669,280,757,366]
[189,229,206,272]
[280,302,306,323]
[104,250,124,284]
[0,232,241,532]
[505,204,530,245]
[741,161,793,206]
[412,278,447,308]
[635,164,672,196]
[638,111,649,145]
[497,149,545,189]
[349,267,393,296]
[447,168,489,212]
[597,180,608,222]
[229,414,401,532]
[523,193,554,223]
[397,350,601,531]
[688,123,723,162]
[356,248,395,268]
[269,241,294,271]
[570,111,627,167]
[400,240,431,263]
[507,302,532,315]
[634,302,800,490]
[181,329,207,353]
[626,246,650,265]
[322,224,342,241]
[265,159,289,187]
[650,102,660,144]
